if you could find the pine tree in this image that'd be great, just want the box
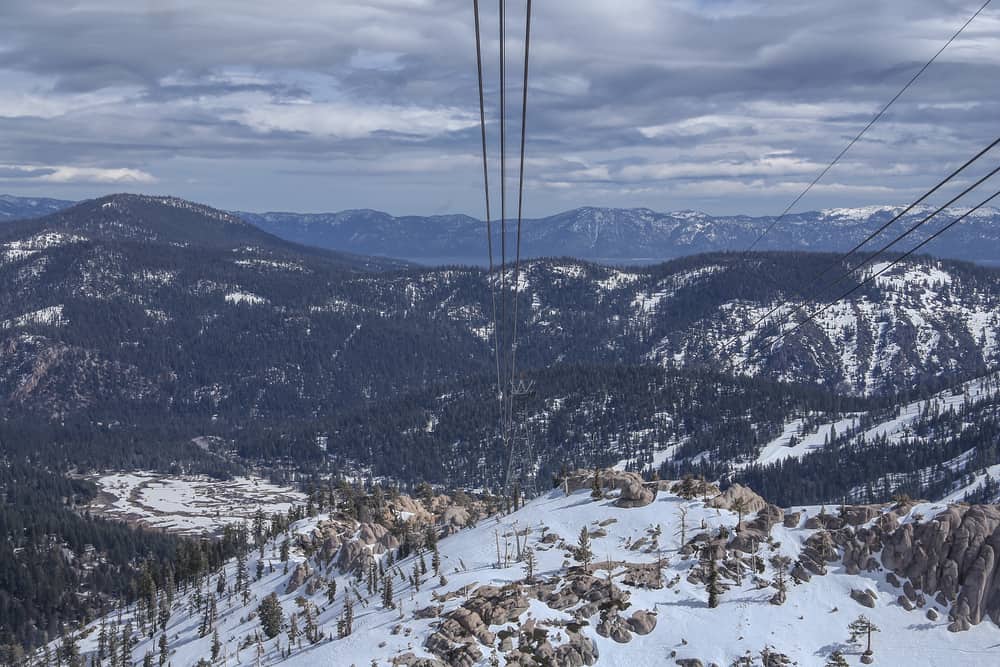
[590,468,603,499]
[97,618,108,663]
[730,497,748,533]
[106,626,118,667]
[288,613,300,647]
[258,593,284,639]
[142,652,153,667]
[825,650,849,667]
[522,547,537,583]
[432,545,441,576]
[280,539,290,563]
[304,603,320,644]
[770,555,790,605]
[120,623,134,667]
[338,596,354,638]
[382,575,395,609]
[211,629,222,662]
[157,595,171,633]
[59,633,80,667]
[707,557,721,608]
[326,577,338,604]
[848,615,880,659]
[576,526,593,569]
[157,633,168,667]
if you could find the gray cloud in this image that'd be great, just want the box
[0,0,996,216]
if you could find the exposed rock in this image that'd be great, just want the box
[284,562,312,594]
[927,608,939,621]
[616,478,657,508]
[626,610,657,635]
[800,531,838,576]
[555,632,599,666]
[304,576,322,596]
[414,605,442,619]
[336,540,369,573]
[804,512,844,531]
[675,659,704,667]
[707,484,767,514]
[840,505,882,526]
[464,585,529,625]
[391,652,447,667]
[749,504,785,532]
[881,504,1000,630]
[441,506,471,532]
[596,613,632,643]
[841,526,882,575]
[565,469,647,496]
[783,511,802,528]
[670,477,720,499]
[546,574,629,613]
[389,495,435,525]
[449,608,494,645]
[886,572,901,588]
[621,562,664,589]
[851,588,877,608]
[790,563,812,583]
[423,630,482,667]
[898,595,914,611]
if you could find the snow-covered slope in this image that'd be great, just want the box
[51,477,1000,666]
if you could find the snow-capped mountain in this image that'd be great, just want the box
[237,205,1000,266]
[45,473,1000,666]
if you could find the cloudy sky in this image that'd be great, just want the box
[0,0,996,216]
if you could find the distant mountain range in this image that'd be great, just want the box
[3,194,998,265]
[238,204,1000,265]
[0,194,74,220]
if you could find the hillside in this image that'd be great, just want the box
[2,194,1000,488]
[44,474,1000,666]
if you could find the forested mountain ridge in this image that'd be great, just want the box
[1,195,998,415]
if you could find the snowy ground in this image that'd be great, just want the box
[63,484,1000,666]
[87,472,305,536]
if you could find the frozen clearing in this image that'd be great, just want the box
[753,413,862,467]
[88,471,305,536]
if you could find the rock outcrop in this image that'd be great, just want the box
[615,478,657,508]
[564,469,657,508]
[707,484,768,514]
[881,504,1000,630]
[284,562,312,593]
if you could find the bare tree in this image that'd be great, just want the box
[675,506,689,550]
